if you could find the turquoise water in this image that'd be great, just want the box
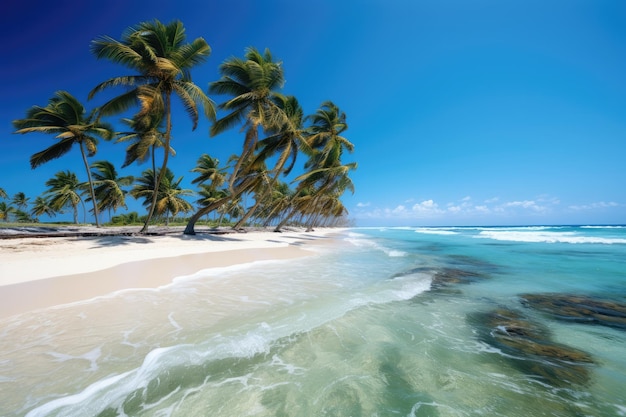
[1,226,625,416]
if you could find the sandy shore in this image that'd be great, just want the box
[0,227,343,318]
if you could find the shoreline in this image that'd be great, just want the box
[0,227,344,319]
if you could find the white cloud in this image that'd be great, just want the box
[354,195,566,222]
[568,201,620,211]
[356,202,370,207]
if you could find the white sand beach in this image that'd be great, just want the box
[0,227,342,318]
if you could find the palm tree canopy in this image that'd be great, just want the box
[12,91,114,169]
[191,153,227,186]
[31,196,56,218]
[0,187,7,199]
[43,170,83,212]
[209,47,285,137]
[88,161,134,213]
[131,168,193,217]
[90,19,216,125]
[305,101,354,169]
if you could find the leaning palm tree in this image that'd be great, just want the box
[233,95,309,228]
[43,171,84,224]
[209,47,286,192]
[12,192,30,212]
[90,19,216,233]
[274,101,356,232]
[88,161,134,221]
[31,196,57,220]
[12,91,114,227]
[131,168,194,226]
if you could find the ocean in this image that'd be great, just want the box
[1,226,625,416]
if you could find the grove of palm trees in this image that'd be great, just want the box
[6,19,356,234]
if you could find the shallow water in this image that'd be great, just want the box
[1,226,625,416]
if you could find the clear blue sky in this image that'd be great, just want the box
[1,0,625,226]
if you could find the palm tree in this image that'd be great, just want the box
[0,201,16,222]
[131,168,194,225]
[274,102,356,231]
[12,192,30,212]
[90,19,216,233]
[31,196,57,220]
[116,114,174,175]
[0,187,7,200]
[209,47,286,193]
[88,161,134,221]
[191,153,227,187]
[12,91,114,227]
[305,101,353,169]
[43,171,84,224]
[233,95,309,228]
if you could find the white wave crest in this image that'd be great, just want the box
[476,230,626,244]
[414,228,458,235]
[345,234,407,257]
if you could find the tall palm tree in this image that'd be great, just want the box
[209,47,286,192]
[0,202,16,222]
[43,171,84,224]
[233,95,309,228]
[12,192,30,212]
[12,91,114,227]
[0,187,8,200]
[88,161,134,221]
[31,196,57,220]
[274,102,356,232]
[90,19,216,233]
[131,168,194,225]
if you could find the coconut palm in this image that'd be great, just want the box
[191,153,227,187]
[233,95,309,228]
[0,187,7,199]
[0,202,16,222]
[274,102,356,231]
[305,101,353,169]
[12,91,114,227]
[43,171,84,224]
[12,192,30,212]
[116,113,175,175]
[90,19,215,233]
[87,161,134,221]
[209,47,286,192]
[131,168,194,225]
[31,196,57,220]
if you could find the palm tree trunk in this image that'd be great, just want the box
[80,143,100,227]
[184,195,231,235]
[141,92,172,233]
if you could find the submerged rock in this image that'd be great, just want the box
[520,293,626,330]
[468,308,594,387]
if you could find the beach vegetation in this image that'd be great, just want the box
[43,171,85,224]
[0,187,8,200]
[10,19,356,231]
[86,161,135,222]
[31,196,57,221]
[12,91,114,228]
[0,202,16,222]
[131,168,194,226]
[90,19,216,233]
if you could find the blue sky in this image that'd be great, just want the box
[1,0,625,226]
